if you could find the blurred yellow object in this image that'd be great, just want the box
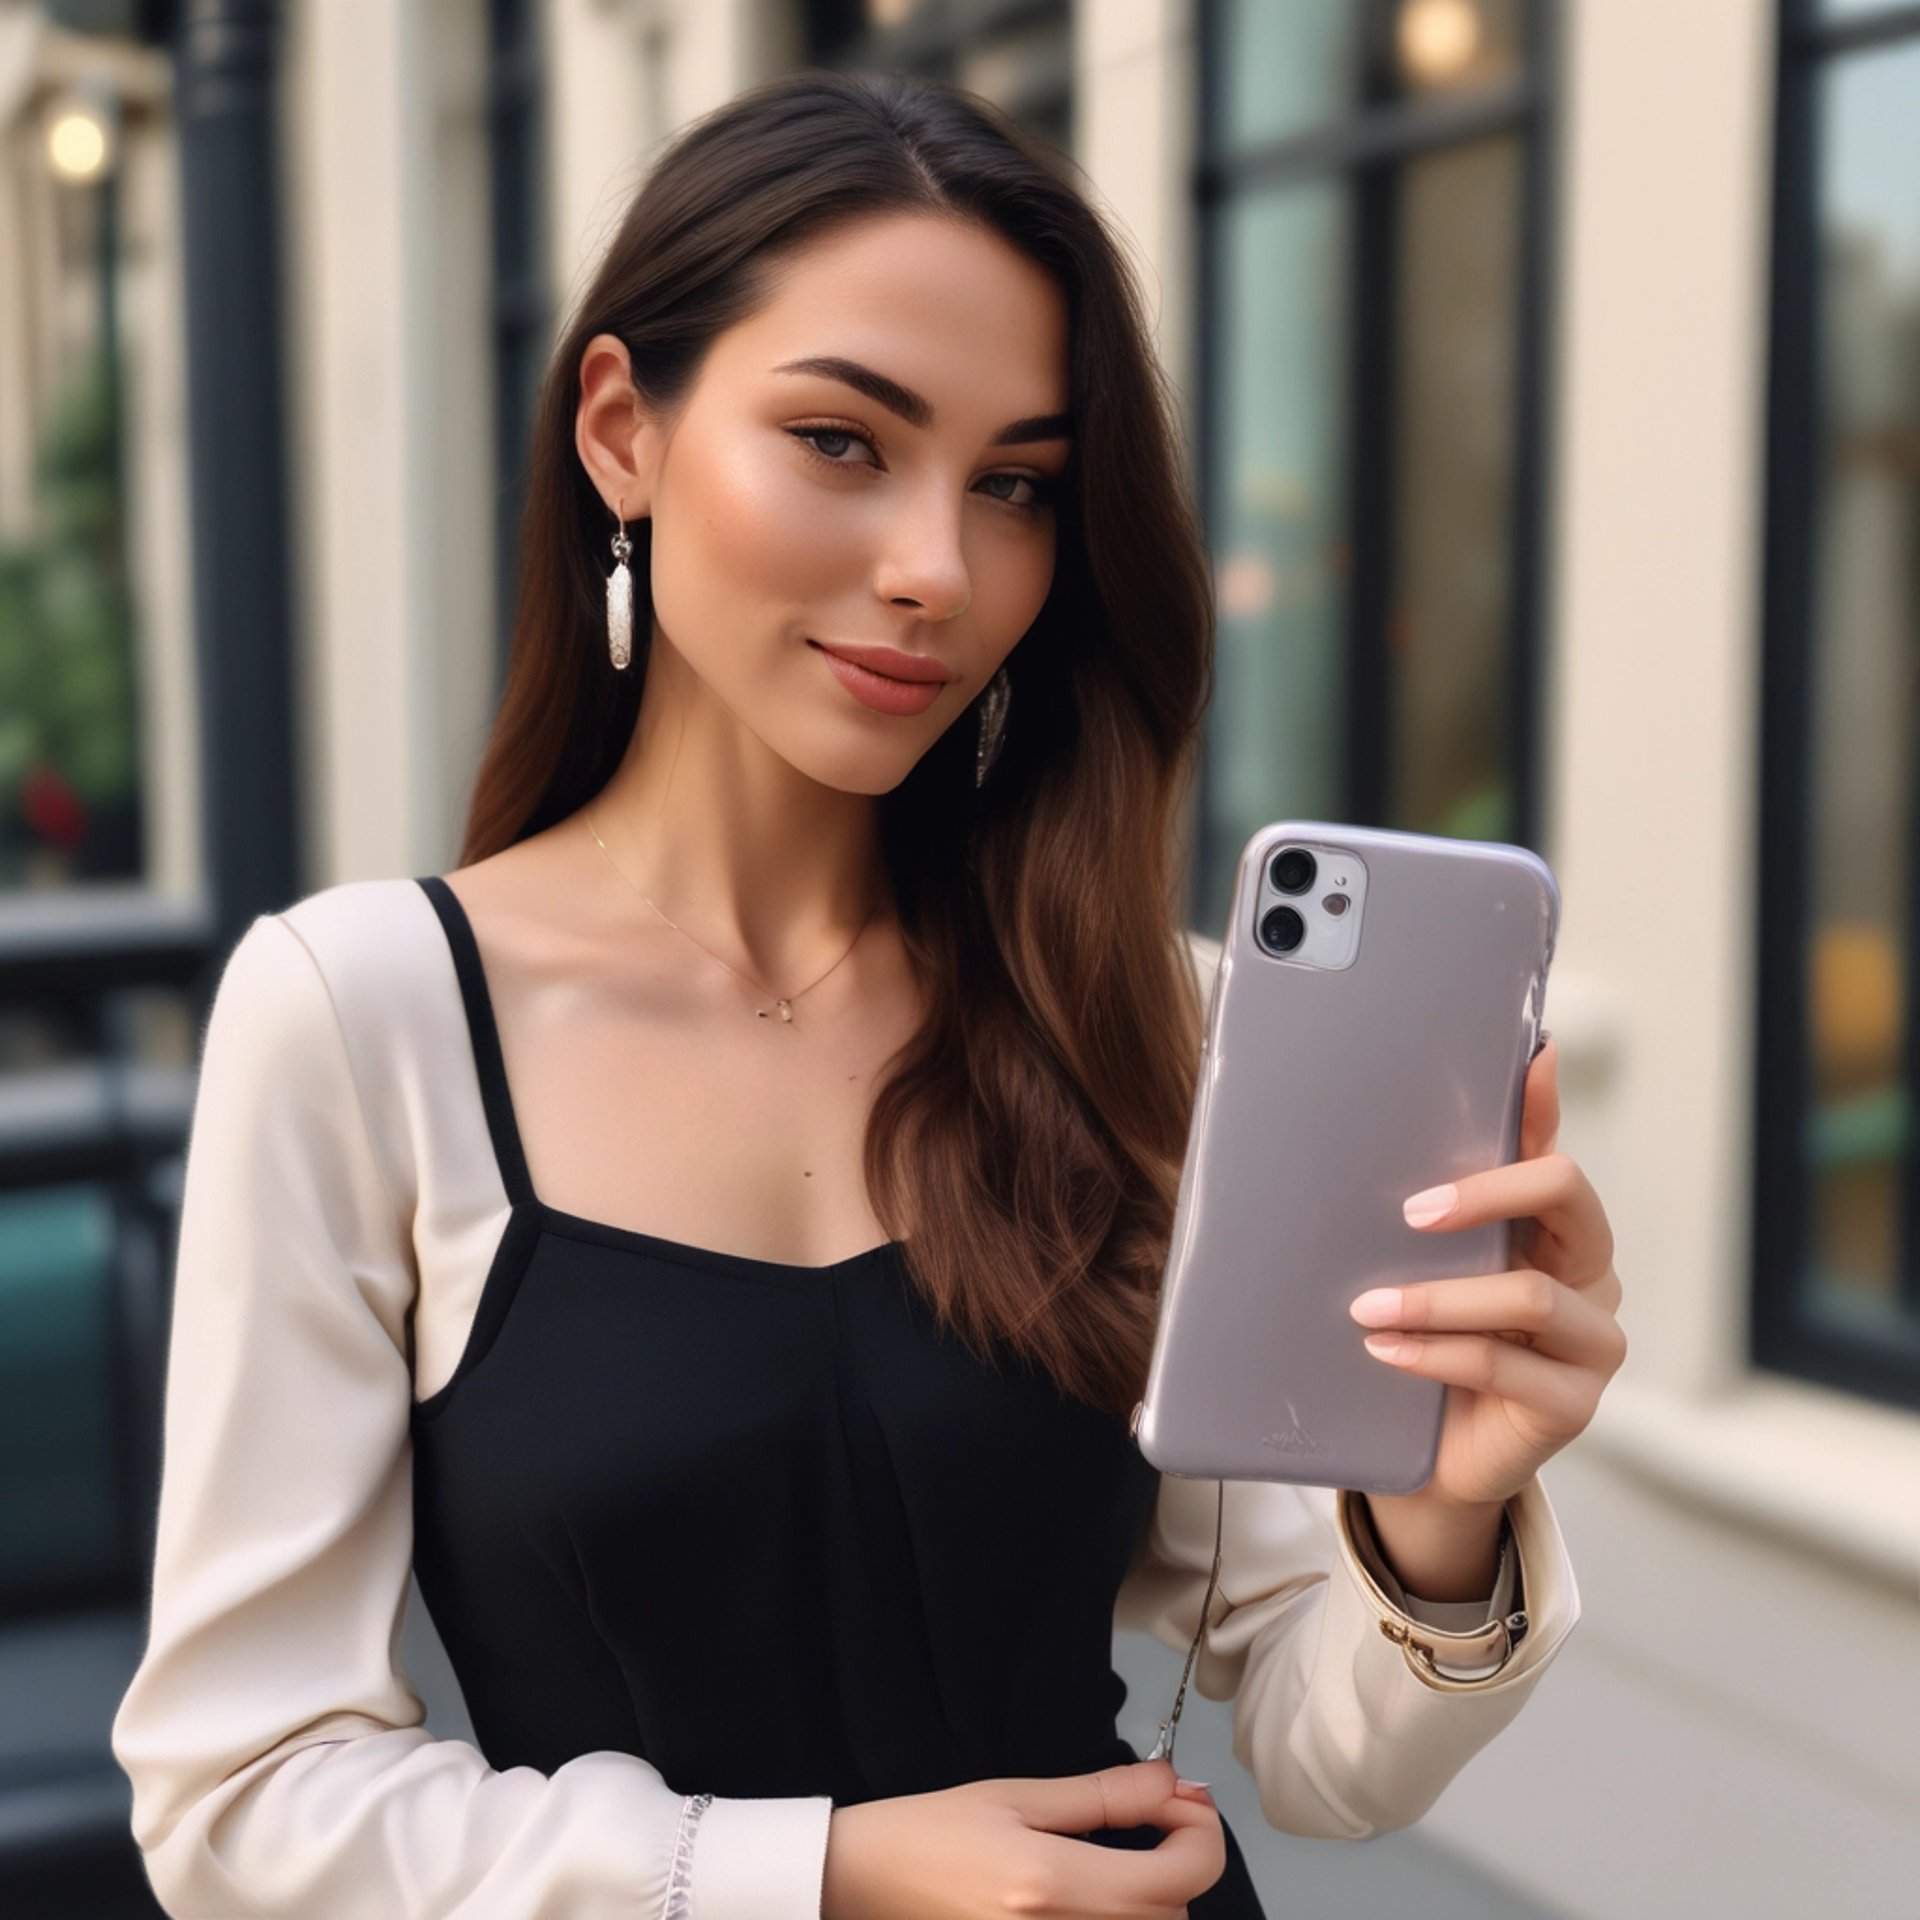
[1398,0,1483,88]
[43,87,118,185]
[1811,921,1901,1095]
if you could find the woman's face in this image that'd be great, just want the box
[582,210,1073,794]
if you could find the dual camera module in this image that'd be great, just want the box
[1251,835,1365,968]
[1259,847,1314,953]
[1258,844,1352,956]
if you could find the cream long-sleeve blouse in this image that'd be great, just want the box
[110,877,1580,1919]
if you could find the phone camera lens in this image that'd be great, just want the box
[1259,905,1305,953]
[1269,847,1316,894]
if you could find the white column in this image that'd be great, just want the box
[119,109,200,898]
[1545,0,1778,1395]
[543,0,797,318]
[280,0,494,882]
[1075,0,1199,442]
[1076,0,1204,906]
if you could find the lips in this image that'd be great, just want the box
[808,640,955,683]
[810,640,950,717]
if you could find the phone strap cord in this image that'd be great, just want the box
[1144,1476,1224,1768]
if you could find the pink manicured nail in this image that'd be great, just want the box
[1348,1288,1402,1325]
[1175,1777,1212,1796]
[1403,1182,1457,1226]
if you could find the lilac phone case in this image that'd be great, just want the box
[1133,821,1560,1494]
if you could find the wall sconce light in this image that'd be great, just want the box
[45,85,120,185]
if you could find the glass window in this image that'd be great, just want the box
[0,1187,123,1604]
[1387,134,1524,840]
[1215,0,1355,150]
[1,95,147,890]
[808,0,1074,155]
[1758,1,1920,1409]
[0,8,215,1646]
[1208,185,1352,834]
[1195,0,1551,931]
[1216,0,1526,152]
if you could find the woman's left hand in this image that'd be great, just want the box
[1346,1034,1628,1512]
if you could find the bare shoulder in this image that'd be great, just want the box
[434,814,613,972]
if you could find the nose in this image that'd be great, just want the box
[875,499,973,623]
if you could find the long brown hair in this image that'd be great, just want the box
[458,68,1215,1421]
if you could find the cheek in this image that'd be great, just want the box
[650,433,855,621]
[979,531,1056,645]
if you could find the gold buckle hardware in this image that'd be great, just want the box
[1377,1608,1529,1689]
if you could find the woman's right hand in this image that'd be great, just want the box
[818,1756,1226,1919]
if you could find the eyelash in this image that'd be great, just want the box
[785,423,1059,517]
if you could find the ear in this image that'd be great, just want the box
[575,331,661,523]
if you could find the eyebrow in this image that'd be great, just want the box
[771,355,1075,445]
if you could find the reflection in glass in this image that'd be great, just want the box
[1392,0,1524,99]
[0,84,145,890]
[0,1186,120,1598]
[1388,135,1522,840]
[1215,0,1353,151]
[1804,41,1919,1330]
[1215,0,1524,153]
[1201,185,1350,931]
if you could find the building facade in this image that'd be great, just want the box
[0,2,1914,1913]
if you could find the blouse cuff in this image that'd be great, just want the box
[1335,1486,1527,1684]
[686,1793,835,1920]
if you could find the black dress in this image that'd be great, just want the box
[408,874,1270,1916]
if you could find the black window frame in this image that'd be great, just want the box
[0,0,302,1626]
[1191,0,1561,925]
[806,0,1074,152]
[1753,0,1920,1412]
[488,0,552,679]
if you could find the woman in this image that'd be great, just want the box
[112,68,1625,1919]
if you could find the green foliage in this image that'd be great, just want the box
[0,352,141,866]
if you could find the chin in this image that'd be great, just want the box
[758,726,908,798]
[844,736,939,798]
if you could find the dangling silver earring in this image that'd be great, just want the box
[975,665,1011,788]
[607,505,634,671]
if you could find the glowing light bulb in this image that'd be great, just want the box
[1397,0,1483,89]
[46,103,112,184]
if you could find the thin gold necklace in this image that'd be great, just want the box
[583,808,882,1027]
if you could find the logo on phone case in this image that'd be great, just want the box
[1261,1400,1326,1457]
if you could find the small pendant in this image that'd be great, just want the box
[756,999,795,1023]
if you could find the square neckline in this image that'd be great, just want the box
[414,873,905,1283]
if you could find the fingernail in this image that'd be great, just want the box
[1364,1331,1415,1362]
[1348,1287,1402,1325]
[1175,1777,1212,1796]
[1403,1182,1457,1227]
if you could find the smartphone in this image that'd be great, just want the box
[1132,821,1560,1494]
